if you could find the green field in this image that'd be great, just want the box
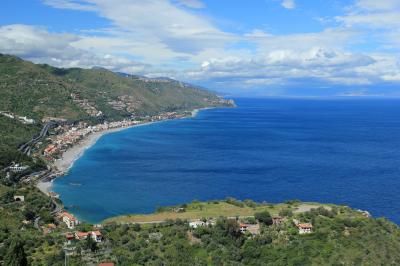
[104,200,333,224]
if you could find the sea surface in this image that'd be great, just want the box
[53,98,400,223]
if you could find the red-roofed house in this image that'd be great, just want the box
[59,212,78,229]
[75,231,89,240]
[98,263,114,266]
[297,223,313,234]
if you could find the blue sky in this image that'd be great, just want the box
[1,0,400,96]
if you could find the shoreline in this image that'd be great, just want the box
[36,107,209,195]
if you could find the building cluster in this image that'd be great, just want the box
[107,99,127,111]
[70,93,103,117]
[43,120,141,160]
[0,111,35,124]
[42,110,191,163]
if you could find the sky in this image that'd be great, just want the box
[1,0,400,96]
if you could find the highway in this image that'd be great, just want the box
[19,121,56,155]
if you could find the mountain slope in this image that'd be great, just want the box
[0,54,230,122]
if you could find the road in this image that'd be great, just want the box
[19,121,56,155]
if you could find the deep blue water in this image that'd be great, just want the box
[53,98,400,223]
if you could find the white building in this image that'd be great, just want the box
[91,231,103,242]
[60,212,78,229]
[189,220,206,228]
[10,164,28,173]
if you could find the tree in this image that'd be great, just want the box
[85,234,97,252]
[4,237,28,266]
[255,211,273,226]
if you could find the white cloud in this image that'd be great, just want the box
[281,0,295,9]
[0,24,151,73]
[355,0,400,11]
[0,0,399,95]
[186,47,400,90]
[43,0,236,62]
[175,0,205,9]
[42,0,97,11]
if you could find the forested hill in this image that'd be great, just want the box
[0,53,232,121]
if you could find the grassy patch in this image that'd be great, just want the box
[103,200,331,224]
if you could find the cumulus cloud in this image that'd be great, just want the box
[281,0,295,9]
[184,47,380,88]
[0,24,151,73]
[0,0,399,95]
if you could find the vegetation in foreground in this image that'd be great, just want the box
[1,193,400,266]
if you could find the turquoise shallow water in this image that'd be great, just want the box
[53,98,400,223]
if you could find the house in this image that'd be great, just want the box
[239,223,260,235]
[272,216,284,226]
[189,220,207,228]
[98,263,114,266]
[297,223,313,234]
[90,231,103,243]
[14,195,25,202]
[59,212,78,229]
[239,223,248,233]
[75,231,89,240]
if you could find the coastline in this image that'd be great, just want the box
[36,107,209,195]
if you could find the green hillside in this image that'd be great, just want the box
[1,196,400,265]
[0,53,229,122]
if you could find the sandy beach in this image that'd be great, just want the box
[54,126,135,173]
[38,108,207,193]
[37,179,53,195]
[54,109,206,173]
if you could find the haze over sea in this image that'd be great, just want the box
[53,98,400,223]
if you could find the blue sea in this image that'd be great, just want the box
[53,98,400,224]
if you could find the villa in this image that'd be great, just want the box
[293,219,313,234]
[297,223,313,234]
[59,212,78,229]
